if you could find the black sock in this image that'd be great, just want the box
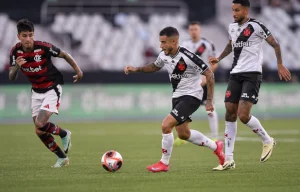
[38,122,67,138]
[38,133,66,158]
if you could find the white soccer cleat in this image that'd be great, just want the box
[62,130,72,154]
[213,160,235,171]
[260,137,276,163]
[51,157,69,168]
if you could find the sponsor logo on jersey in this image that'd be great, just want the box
[232,41,252,48]
[170,73,190,79]
[22,66,43,72]
[183,50,194,58]
[17,50,23,54]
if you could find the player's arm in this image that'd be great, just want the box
[124,54,164,74]
[202,68,215,112]
[8,49,26,81]
[9,65,20,81]
[124,63,161,74]
[265,35,291,81]
[209,40,232,65]
[58,51,83,82]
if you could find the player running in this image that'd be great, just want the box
[209,0,291,171]
[174,21,219,146]
[124,26,224,172]
[9,19,83,168]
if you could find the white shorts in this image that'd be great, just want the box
[31,85,62,117]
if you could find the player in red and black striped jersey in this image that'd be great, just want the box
[8,19,83,168]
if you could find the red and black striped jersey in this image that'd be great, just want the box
[10,41,64,93]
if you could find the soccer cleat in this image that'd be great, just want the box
[173,137,187,146]
[214,140,225,165]
[260,137,276,163]
[62,130,72,154]
[147,161,169,172]
[213,160,235,171]
[51,157,69,168]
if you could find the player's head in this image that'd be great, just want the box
[159,26,179,55]
[188,21,201,42]
[17,19,34,49]
[232,0,250,23]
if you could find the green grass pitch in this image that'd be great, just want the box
[0,119,300,192]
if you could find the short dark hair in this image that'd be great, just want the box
[189,21,201,26]
[232,0,250,7]
[159,26,179,37]
[17,19,34,34]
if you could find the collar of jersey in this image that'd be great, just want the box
[238,18,251,27]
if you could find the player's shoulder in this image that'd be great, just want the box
[179,46,198,60]
[10,42,22,55]
[229,21,238,28]
[200,37,214,46]
[34,40,53,48]
[248,18,267,29]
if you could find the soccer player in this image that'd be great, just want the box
[124,26,225,172]
[8,19,83,168]
[209,0,291,170]
[174,21,219,146]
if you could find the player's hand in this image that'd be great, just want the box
[124,65,137,75]
[16,56,26,67]
[205,100,214,115]
[208,57,219,65]
[278,64,291,81]
[73,71,83,83]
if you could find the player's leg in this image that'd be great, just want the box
[213,75,241,171]
[34,110,69,168]
[36,85,72,154]
[202,85,219,140]
[147,114,177,172]
[238,75,275,162]
[175,121,224,165]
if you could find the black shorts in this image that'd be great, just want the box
[224,72,262,104]
[200,85,207,105]
[170,95,201,125]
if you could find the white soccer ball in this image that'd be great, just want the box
[101,150,123,172]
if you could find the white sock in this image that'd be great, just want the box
[207,110,219,139]
[187,129,217,151]
[246,116,272,144]
[225,121,237,161]
[160,132,174,165]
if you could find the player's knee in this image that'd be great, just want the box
[238,113,250,124]
[34,119,46,129]
[177,130,190,140]
[35,127,44,136]
[161,122,173,134]
[225,112,237,121]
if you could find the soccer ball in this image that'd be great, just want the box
[101,150,123,172]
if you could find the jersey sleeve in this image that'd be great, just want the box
[40,41,61,57]
[48,43,61,57]
[9,46,17,67]
[154,52,165,68]
[256,22,272,39]
[180,47,209,74]
[228,25,232,40]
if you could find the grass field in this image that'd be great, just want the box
[0,119,300,192]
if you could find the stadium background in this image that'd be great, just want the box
[0,1,300,192]
[1,0,300,123]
